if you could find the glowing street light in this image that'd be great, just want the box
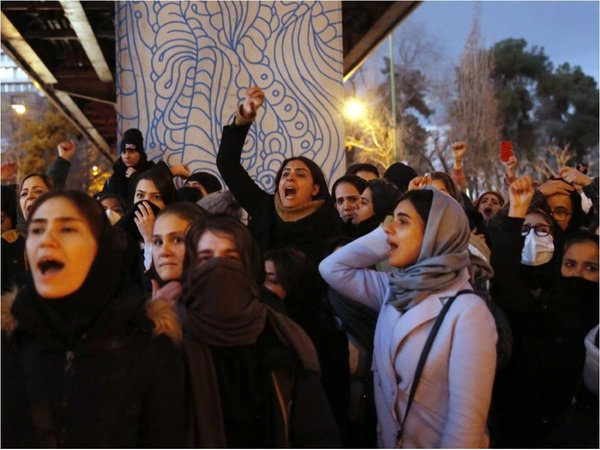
[344,99,366,122]
[11,104,26,115]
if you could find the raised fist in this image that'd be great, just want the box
[241,87,265,119]
[57,140,76,160]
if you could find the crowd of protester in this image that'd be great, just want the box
[1,86,598,448]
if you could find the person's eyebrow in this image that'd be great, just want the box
[30,217,85,224]
[394,212,411,220]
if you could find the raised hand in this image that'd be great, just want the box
[151,279,182,303]
[125,167,136,178]
[501,155,518,175]
[57,140,77,161]
[408,175,431,191]
[451,141,467,163]
[559,166,592,188]
[241,87,265,119]
[169,164,191,178]
[508,175,534,218]
[537,178,574,198]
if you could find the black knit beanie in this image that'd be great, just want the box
[120,128,145,155]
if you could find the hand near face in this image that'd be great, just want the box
[151,279,182,304]
[134,201,156,244]
[125,167,137,178]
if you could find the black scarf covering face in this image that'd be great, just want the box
[177,258,320,447]
[13,217,127,348]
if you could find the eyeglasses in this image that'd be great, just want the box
[521,224,551,237]
[550,208,572,221]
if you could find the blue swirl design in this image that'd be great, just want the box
[116,1,344,192]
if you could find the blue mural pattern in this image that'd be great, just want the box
[116,1,344,192]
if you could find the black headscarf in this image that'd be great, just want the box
[12,193,131,347]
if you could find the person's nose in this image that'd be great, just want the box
[383,222,393,235]
[40,226,58,248]
[161,240,174,257]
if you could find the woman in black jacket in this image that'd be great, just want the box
[216,87,343,266]
[174,214,340,447]
[489,176,598,448]
[1,190,186,448]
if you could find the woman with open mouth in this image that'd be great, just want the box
[319,186,497,448]
[216,87,343,266]
[1,190,186,448]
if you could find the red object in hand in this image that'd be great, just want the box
[500,141,513,162]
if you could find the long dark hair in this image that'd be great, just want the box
[155,202,206,225]
[128,165,177,207]
[331,174,367,199]
[184,214,264,285]
[366,178,401,218]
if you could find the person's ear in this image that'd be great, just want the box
[311,184,320,197]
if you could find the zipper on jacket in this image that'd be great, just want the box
[60,333,89,445]
[64,350,75,375]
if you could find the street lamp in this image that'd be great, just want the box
[344,99,366,122]
[11,104,26,115]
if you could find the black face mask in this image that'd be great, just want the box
[558,276,599,330]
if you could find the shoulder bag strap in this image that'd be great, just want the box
[396,289,474,445]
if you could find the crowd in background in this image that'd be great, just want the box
[1,86,598,448]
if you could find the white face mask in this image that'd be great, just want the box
[105,208,122,226]
[521,230,554,266]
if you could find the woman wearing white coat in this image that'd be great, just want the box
[319,186,497,448]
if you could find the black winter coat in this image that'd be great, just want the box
[216,122,343,266]
[101,156,155,204]
[489,215,595,447]
[1,283,187,448]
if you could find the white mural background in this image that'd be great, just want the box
[116,1,345,192]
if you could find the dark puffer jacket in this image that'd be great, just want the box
[1,285,187,448]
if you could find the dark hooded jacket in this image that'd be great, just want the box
[1,218,186,448]
[101,156,155,203]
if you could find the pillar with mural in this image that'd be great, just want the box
[115,1,345,192]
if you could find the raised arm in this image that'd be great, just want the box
[450,141,468,191]
[319,226,390,311]
[216,87,269,216]
[490,176,536,316]
[46,140,76,189]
